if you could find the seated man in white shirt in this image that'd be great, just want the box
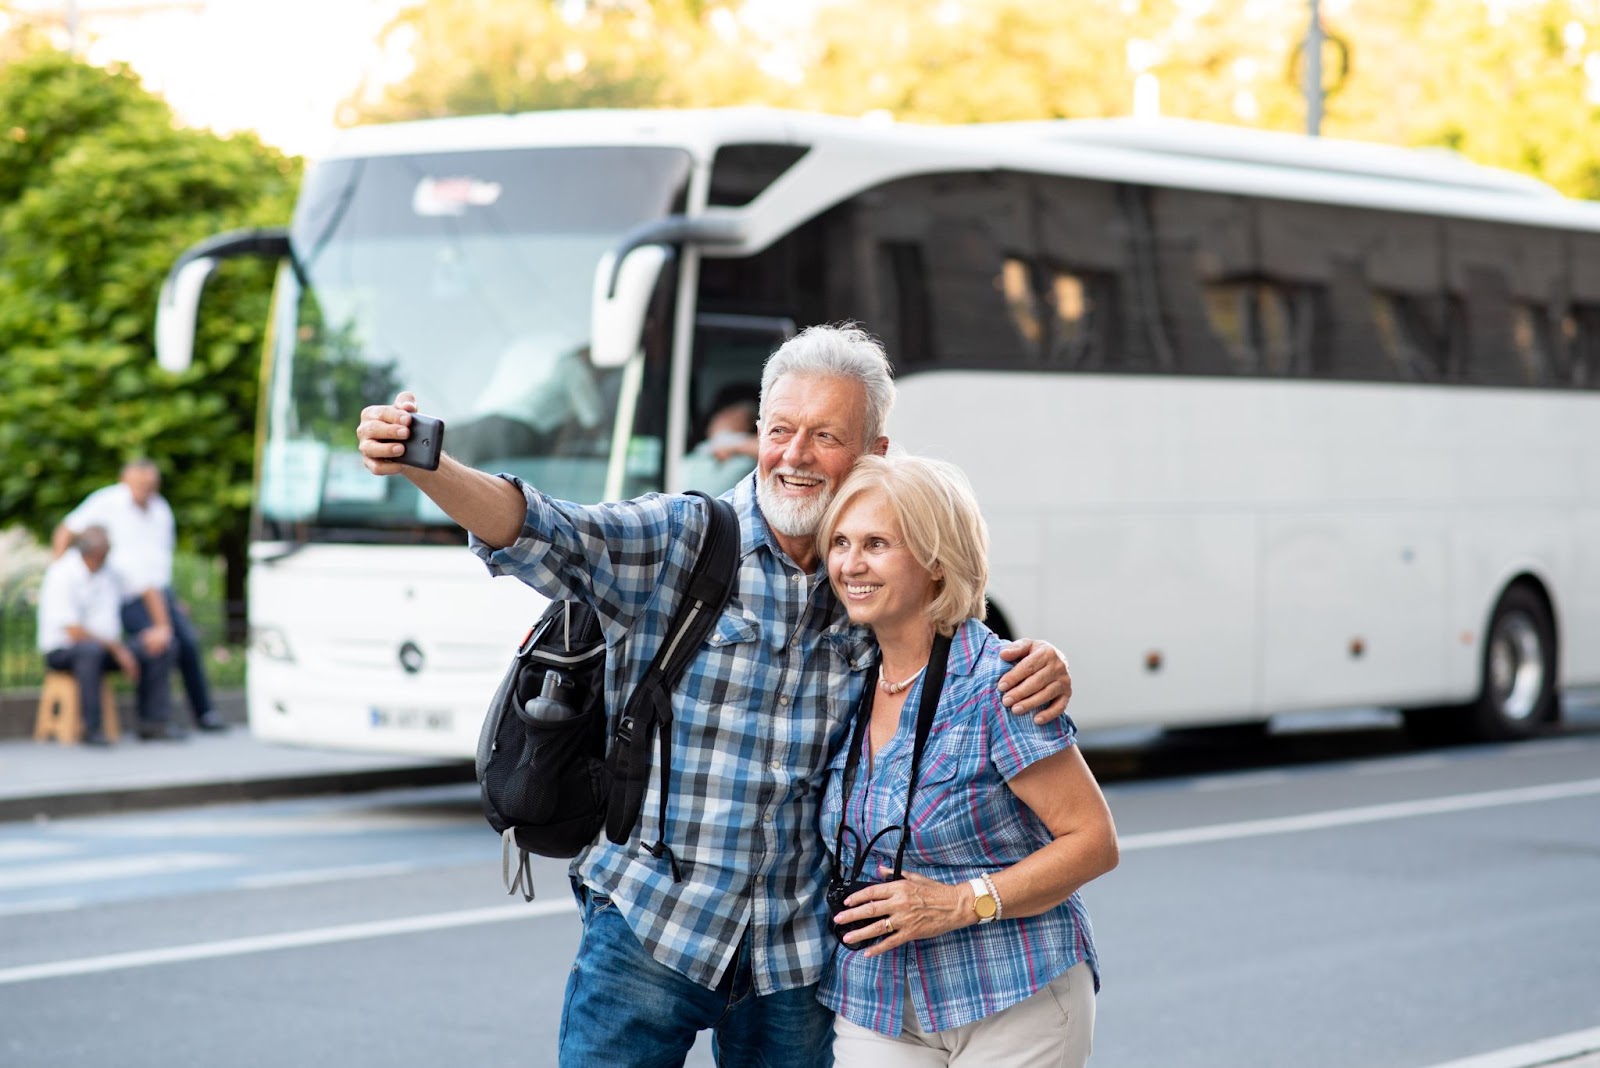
[52,459,223,732]
[37,526,179,745]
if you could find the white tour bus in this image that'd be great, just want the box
[156,109,1600,756]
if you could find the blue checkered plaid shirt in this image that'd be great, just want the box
[471,473,876,993]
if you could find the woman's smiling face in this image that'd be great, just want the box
[826,489,940,634]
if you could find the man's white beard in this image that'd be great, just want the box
[757,467,835,538]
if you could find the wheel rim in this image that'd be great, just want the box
[1488,611,1545,723]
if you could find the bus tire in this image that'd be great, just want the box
[1405,583,1559,744]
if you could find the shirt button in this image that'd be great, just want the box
[778,695,790,707]
[769,759,781,771]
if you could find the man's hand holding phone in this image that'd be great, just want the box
[358,392,446,474]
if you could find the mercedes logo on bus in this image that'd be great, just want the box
[398,641,425,675]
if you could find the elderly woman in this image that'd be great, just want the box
[817,455,1118,1066]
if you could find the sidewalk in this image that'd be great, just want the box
[0,724,474,824]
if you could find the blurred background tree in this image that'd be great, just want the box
[0,48,301,634]
[345,0,1600,200]
[346,0,772,119]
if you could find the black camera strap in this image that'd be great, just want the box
[833,631,953,881]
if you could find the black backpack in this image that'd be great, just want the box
[474,491,740,898]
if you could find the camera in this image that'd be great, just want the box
[826,876,885,946]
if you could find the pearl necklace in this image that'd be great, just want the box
[879,665,926,695]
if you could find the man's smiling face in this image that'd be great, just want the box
[755,373,871,541]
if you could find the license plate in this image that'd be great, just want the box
[368,707,454,732]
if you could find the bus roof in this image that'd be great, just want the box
[317,108,1600,237]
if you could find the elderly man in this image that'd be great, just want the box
[53,459,224,732]
[37,526,178,745]
[356,324,1073,1068]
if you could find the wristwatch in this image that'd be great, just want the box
[968,877,998,923]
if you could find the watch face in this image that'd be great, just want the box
[975,895,997,919]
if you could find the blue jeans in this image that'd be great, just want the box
[560,884,835,1068]
[121,589,213,723]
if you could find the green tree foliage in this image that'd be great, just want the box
[0,49,300,610]
[349,0,1600,200]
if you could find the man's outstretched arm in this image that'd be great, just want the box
[357,391,526,549]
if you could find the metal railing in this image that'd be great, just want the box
[0,581,246,691]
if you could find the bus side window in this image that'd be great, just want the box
[1510,303,1559,387]
[877,240,931,367]
[997,257,1118,370]
[1564,304,1600,389]
[1199,277,1322,378]
[1459,265,1533,387]
[1045,266,1118,370]
[1322,257,1401,382]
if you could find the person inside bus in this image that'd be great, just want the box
[817,455,1116,1067]
[37,525,179,744]
[680,388,759,495]
[354,323,1075,1068]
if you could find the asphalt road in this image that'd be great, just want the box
[2,706,1597,1068]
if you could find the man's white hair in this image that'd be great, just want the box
[759,323,896,446]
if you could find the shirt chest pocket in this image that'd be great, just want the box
[698,606,762,707]
[894,746,992,867]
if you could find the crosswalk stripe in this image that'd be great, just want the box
[0,842,75,863]
[0,901,572,985]
[0,853,235,892]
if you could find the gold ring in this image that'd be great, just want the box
[883,916,894,933]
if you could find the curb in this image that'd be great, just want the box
[0,761,477,824]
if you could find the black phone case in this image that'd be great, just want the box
[397,414,444,471]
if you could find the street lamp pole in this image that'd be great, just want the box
[1304,0,1324,136]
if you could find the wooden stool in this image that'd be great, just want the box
[33,671,120,744]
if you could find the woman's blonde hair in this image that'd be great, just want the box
[818,455,989,636]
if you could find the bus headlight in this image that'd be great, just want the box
[250,626,295,663]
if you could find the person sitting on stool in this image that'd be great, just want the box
[37,526,181,744]
[53,458,224,731]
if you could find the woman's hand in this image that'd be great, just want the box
[834,868,971,959]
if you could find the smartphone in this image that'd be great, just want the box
[396,413,445,471]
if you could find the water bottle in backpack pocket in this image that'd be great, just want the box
[476,599,610,858]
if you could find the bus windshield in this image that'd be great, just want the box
[258,145,691,542]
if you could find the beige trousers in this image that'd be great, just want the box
[832,960,1096,1068]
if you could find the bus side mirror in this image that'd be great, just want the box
[591,244,671,369]
[155,256,219,373]
[154,228,293,374]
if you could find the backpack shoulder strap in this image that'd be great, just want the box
[604,490,741,877]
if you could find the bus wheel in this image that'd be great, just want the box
[1405,584,1558,744]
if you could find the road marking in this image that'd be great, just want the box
[234,862,419,889]
[72,812,471,838]
[1192,771,1292,791]
[1121,777,1600,851]
[0,899,574,986]
[0,897,81,918]
[1352,755,1448,776]
[0,852,236,891]
[0,841,74,862]
[1416,1024,1600,1068]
